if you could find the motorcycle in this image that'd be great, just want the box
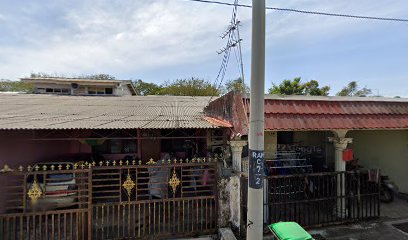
[347,159,399,203]
[380,175,399,203]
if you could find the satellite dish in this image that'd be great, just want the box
[71,83,79,89]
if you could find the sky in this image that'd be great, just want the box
[0,0,407,96]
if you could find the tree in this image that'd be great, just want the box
[30,72,58,78]
[84,74,116,80]
[0,80,34,93]
[303,80,330,96]
[223,77,249,94]
[158,78,219,96]
[133,79,161,96]
[269,77,304,95]
[268,77,330,96]
[336,81,372,97]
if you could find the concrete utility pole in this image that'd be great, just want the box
[247,0,266,239]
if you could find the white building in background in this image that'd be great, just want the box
[21,77,137,96]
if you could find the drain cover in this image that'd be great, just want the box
[393,222,408,234]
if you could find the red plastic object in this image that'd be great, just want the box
[343,148,354,162]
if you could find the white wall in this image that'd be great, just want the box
[264,131,277,159]
[348,130,408,193]
[113,84,132,96]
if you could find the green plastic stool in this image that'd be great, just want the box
[268,222,314,240]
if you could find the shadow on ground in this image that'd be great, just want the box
[308,196,408,240]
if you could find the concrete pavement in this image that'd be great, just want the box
[309,219,408,240]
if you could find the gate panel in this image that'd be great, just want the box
[0,166,91,240]
[241,171,380,230]
[0,209,88,240]
[91,158,218,239]
[92,197,216,239]
[0,158,218,239]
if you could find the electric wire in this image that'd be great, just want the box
[184,0,408,23]
[208,0,239,104]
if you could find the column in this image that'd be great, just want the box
[329,136,352,217]
[229,140,247,172]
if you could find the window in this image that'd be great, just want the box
[36,88,46,93]
[88,87,113,95]
[88,88,97,94]
[94,140,137,154]
[42,88,70,94]
[105,88,113,94]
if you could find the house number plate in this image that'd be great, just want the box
[248,149,264,189]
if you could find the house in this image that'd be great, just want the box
[1,91,408,239]
[206,92,408,232]
[0,93,229,239]
[21,77,137,96]
[208,92,408,192]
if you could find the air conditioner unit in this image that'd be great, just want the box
[71,83,79,89]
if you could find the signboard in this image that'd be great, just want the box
[248,149,264,189]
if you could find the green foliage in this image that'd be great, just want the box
[84,74,116,80]
[223,77,249,94]
[269,77,304,95]
[30,72,59,78]
[133,79,161,96]
[0,80,34,93]
[158,78,219,96]
[303,80,330,96]
[336,81,372,97]
[268,77,330,96]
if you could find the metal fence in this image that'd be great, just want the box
[0,158,218,239]
[241,171,380,232]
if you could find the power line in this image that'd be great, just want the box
[208,0,240,104]
[184,0,408,23]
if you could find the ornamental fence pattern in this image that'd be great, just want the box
[0,157,218,239]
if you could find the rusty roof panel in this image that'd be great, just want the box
[248,95,408,130]
[264,114,408,130]
[266,100,408,115]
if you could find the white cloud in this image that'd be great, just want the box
[0,0,240,80]
[265,0,408,43]
[0,0,407,84]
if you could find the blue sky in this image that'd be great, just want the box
[0,0,407,96]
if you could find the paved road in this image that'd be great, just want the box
[309,219,408,240]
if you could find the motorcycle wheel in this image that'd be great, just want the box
[380,187,394,203]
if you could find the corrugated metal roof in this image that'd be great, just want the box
[263,94,408,102]
[264,114,408,130]
[258,97,408,130]
[0,93,221,130]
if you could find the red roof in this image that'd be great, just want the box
[246,96,408,131]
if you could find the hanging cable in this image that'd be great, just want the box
[184,0,408,23]
[208,0,240,104]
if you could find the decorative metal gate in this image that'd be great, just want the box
[241,171,380,232]
[0,165,91,240]
[91,158,218,239]
[0,158,218,239]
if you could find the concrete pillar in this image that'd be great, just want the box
[329,133,352,217]
[228,140,247,172]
